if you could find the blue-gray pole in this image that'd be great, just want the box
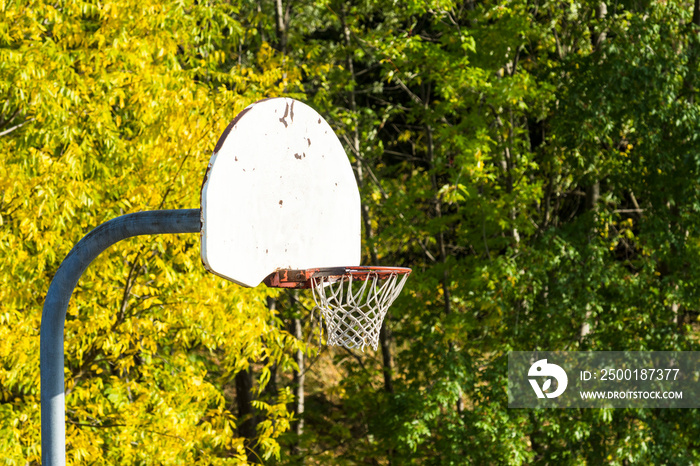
[41,209,200,465]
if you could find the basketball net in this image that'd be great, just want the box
[311,270,409,351]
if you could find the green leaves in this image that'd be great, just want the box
[3,0,700,464]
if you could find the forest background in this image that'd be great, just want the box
[2,0,700,464]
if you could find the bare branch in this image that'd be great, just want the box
[0,118,34,137]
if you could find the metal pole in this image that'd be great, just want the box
[41,209,200,466]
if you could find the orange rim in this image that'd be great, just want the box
[263,266,412,289]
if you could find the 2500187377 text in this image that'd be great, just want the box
[594,368,680,381]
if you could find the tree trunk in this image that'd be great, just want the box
[274,0,289,53]
[264,297,279,401]
[580,164,600,340]
[292,314,305,457]
[683,0,700,103]
[341,9,395,395]
[235,368,258,463]
[580,3,606,341]
[424,120,452,318]
[423,84,463,413]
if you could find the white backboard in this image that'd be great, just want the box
[201,98,361,287]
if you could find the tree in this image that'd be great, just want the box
[270,0,700,463]
[3,0,700,464]
[0,1,301,463]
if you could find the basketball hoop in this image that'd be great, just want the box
[201,98,412,351]
[264,266,411,351]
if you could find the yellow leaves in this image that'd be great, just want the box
[398,130,413,143]
[0,1,311,462]
[474,148,487,172]
[18,217,36,241]
[228,42,303,99]
[439,183,469,204]
[607,217,636,251]
[210,49,227,65]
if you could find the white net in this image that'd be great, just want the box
[311,270,409,351]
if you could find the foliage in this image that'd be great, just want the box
[2,0,700,464]
[0,0,301,463]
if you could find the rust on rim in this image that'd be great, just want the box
[263,266,412,289]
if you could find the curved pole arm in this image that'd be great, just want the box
[41,209,200,466]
